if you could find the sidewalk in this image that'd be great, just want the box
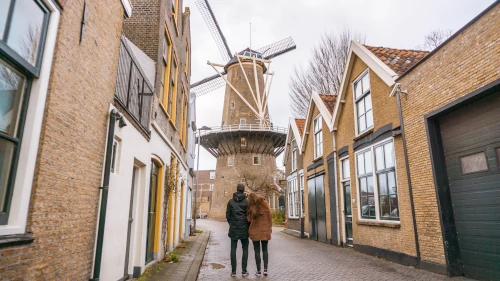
[135,230,210,281]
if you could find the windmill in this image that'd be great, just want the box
[192,0,295,219]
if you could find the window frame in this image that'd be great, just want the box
[313,114,323,159]
[299,173,304,217]
[240,119,246,126]
[228,156,234,166]
[0,0,59,232]
[352,69,373,136]
[209,184,214,191]
[253,155,260,165]
[291,139,297,171]
[230,102,235,109]
[179,86,188,148]
[184,41,189,80]
[168,53,179,126]
[241,137,246,147]
[354,138,400,223]
[171,0,180,35]
[160,28,173,116]
[110,139,119,174]
[209,171,215,179]
[287,178,299,218]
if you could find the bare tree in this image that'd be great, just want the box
[417,29,453,51]
[289,29,366,118]
[239,168,281,199]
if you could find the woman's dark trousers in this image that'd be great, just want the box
[252,240,268,272]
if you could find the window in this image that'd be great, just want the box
[209,184,214,191]
[460,152,488,174]
[180,88,188,148]
[184,42,189,78]
[209,171,215,179]
[354,71,373,134]
[161,30,172,111]
[168,56,178,123]
[0,0,50,226]
[240,119,246,125]
[288,178,299,218]
[110,139,119,173]
[356,139,399,221]
[172,0,179,28]
[291,139,297,171]
[241,137,247,146]
[253,155,260,165]
[375,141,398,219]
[313,115,323,158]
[228,156,234,166]
[230,102,235,109]
[300,174,304,216]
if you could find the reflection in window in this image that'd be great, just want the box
[6,0,47,66]
[0,61,26,137]
[0,139,15,210]
[460,152,488,174]
[354,72,373,134]
[375,141,398,219]
[357,150,374,219]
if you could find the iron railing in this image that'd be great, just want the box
[197,124,287,137]
[115,37,153,133]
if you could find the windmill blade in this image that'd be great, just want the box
[256,37,297,60]
[196,0,232,62]
[190,72,227,97]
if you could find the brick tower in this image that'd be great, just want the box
[190,1,296,219]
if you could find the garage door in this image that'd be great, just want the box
[439,91,500,280]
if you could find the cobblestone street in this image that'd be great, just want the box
[197,219,473,281]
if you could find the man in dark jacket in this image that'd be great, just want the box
[226,183,250,277]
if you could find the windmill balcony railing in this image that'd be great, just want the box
[197,124,287,137]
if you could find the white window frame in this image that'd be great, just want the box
[209,171,215,179]
[313,114,323,159]
[354,137,400,224]
[110,138,121,174]
[353,69,373,136]
[253,155,260,165]
[228,156,234,166]
[287,177,299,218]
[291,139,297,171]
[299,173,304,217]
[209,184,214,191]
[339,156,351,244]
[0,0,60,236]
[240,119,246,126]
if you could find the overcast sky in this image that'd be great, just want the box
[188,0,495,170]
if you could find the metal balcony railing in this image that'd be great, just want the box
[197,124,287,137]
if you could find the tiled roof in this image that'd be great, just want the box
[364,45,429,76]
[294,118,305,137]
[319,94,337,113]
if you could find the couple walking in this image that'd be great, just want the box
[226,183,272,277]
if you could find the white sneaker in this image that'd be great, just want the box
[231,272,236,277]
[256,271,262,277]
[263,269,268,276]
[242,271,249,277]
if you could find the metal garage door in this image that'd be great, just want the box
[307,174,327,243]
[439,91,500,280]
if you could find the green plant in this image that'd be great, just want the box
[164,252,180,263]
[195,229,203,233]
[271,210,285,225]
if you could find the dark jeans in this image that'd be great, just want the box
[252,240,269,272]
[230,238,249,273]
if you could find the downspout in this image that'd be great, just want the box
[395,88,421,261]
[91,109,123,281]
[332,130,340,246]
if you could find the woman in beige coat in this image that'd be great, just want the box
[247,193,272,276]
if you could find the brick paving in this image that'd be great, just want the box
[197,219,473,281]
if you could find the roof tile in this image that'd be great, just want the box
[294,118,305,137]
[364,45,429,76]
[319,94,337,113]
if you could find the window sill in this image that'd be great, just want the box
[0,233,34,248]
[313,156,323,162]
[353,128,374,141]
[357,220,400,228]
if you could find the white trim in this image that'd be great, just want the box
[352,69,374,136]
[353,137,400,224]
[331,41,398,132]
[282,118,303,166]
[0,0,60,236]
[313,114,323,159]
[301,91,333,151]
[121,0,133,18]
[338,155,350,245]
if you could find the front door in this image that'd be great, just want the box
[343,181,353,247]
[145,162,159,263]
[124,167,137,276]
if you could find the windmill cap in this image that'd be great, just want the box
[224,48,268,73]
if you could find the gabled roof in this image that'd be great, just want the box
[332,41,428,130]
[364,46,429,76]
[301,91,337,151]
[295,118,305,137]
[282,118,305,166]
[319,94,337,113]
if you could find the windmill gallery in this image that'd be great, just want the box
[0,0,499,280]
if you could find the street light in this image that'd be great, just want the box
[194,125,211,233]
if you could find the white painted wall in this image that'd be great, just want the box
[100,105,151,281]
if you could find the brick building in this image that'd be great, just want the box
[0,0,131,280]
[193,170,215,216]
[283,118,305,233]
[396,2,500,279]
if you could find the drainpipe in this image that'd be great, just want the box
[90,109,124,281]
[395,87,421,261]
[332,130,340,246]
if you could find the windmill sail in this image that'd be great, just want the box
[196,0,232,62]
[191,73,227,97]
[256,37,297,59]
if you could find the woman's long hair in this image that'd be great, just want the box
[247,193,269,221]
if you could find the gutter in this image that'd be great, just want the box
[90,109,125,281]
[395,86,421,260]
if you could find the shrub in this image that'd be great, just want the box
[271,210,285,225]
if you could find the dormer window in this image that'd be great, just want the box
[242,51,262,59]
[354,71,373,134]
[292,139,297,171]
[314,115,323,159]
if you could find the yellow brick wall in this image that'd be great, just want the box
[397,3,500,265]
[335,55,416,257]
